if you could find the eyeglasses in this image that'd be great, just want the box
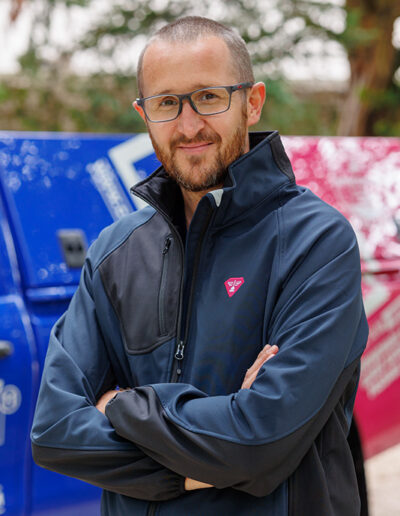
[136,82,253,123]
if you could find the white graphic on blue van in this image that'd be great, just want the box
[0,380,22,446]
[86,158,132,221]
[108,134,155,211]
[0,484,5,515]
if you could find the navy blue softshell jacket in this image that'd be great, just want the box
[31,131,368,516]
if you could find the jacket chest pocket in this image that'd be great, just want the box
[99,230,181,355]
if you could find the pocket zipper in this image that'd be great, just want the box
[158,236,171,335]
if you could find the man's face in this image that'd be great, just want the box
[136,36,251,192]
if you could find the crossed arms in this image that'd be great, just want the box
[31,211,368,500]
[95,344,279,491]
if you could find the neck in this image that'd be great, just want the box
[180,185,222,228]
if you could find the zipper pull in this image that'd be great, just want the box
[175,340,185,360]
[162,237,171,254]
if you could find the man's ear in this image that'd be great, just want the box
[246,82,266,127]
[133,100,147,123]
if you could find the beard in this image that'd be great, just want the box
[148,110,248,192]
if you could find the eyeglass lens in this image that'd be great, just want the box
[144,87,231,122]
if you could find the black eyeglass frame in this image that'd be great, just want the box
[136,82,254,123]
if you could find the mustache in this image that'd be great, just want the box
[170,131,221,149]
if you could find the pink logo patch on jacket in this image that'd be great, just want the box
[224,277,245,297]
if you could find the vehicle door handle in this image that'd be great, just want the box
[394,217,400,241]
[0,341,13,359]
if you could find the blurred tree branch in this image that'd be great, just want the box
[10,0,25,22]
[337,0,400,135]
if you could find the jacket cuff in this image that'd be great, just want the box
[106,393,186,501]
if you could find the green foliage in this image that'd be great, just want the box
[358,82,400,136]
[2,0,400,136]
[0,74,144,133]
[18,48,42,74]
[254,79,338,135]
[0,73,339,135]
[337,8,379,51]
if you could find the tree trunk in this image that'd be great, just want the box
[337,0,400,136]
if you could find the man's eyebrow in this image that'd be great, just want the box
[151,84,221,96]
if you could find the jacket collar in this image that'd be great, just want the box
[131,131,295,226]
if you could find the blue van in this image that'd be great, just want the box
[0,132,157,516]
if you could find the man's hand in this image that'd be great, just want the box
[96,389,125,414]
[241,344,278,389]
[185,478,213,490]
[185,344,279,490]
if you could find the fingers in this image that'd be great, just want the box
[241,369,258,390]
[241,344,279,390]
[95,389,123,414]
[185,478,213,490]
[247,345,270,373]
[247,344,278,375]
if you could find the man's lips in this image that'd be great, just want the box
[176,142,214,153]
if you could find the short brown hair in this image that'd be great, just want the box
[137,16,254,97]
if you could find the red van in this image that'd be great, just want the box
[283,136,400,514]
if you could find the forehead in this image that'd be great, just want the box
[141,36,236,96]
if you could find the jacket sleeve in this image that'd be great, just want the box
[104,212,369,497]
[31,257,184,501]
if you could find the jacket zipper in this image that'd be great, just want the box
[158,236,171,335]
[131,191,212,516]
[146,232,180,516]
[170,207,213,383]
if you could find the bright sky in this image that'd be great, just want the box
[1,0,399,82]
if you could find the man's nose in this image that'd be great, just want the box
[176,99,205,138]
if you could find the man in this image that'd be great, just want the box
[31,16,368,516]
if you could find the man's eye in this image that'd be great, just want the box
[199,92,218,101]
[159,97,178,107]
